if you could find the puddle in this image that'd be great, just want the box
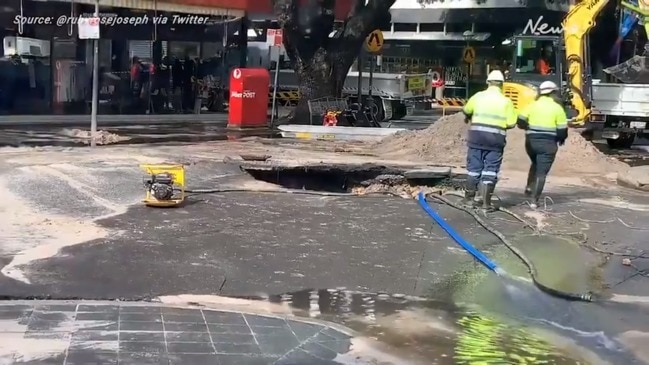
[509,234,604,295]
[259,288,601,364]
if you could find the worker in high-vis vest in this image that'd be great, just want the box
[462,70,517,210]
[516,80,568,209]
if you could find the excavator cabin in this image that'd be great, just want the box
[502,35,568,114]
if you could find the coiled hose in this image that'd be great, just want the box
[417,192,593,302]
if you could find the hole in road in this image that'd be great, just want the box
[240,163,461,193]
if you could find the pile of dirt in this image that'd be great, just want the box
[375,113,469,166]
[59,129,130,145]
[374,113,628,175]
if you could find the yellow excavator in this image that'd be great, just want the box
[503,0,649,148]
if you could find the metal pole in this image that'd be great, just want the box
[464,39,470,100]
[357,51,363,107]
[368,54,374,99]
[90,0,99,147]
[270,47,280,126]
[465,63,470,99]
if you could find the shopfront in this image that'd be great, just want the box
[0,0,246,115]
[347,7,570,99]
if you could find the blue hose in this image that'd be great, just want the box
[417,192,501,273]
[417,192,593,302]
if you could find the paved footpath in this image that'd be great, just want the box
[0,301,368,365]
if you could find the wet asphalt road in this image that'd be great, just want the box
[0,111,647,167]
[0,116,427,147]
[0,145,648,363]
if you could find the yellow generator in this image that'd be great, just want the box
[140,164,185,207]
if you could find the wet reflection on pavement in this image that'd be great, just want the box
[261,288,611,365]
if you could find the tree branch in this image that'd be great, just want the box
[367,0,395,16]
[348,0,366,18]
[273,0,300,67]
[334,0,364,39]
[272,0,298,29]
[341,0,394,40]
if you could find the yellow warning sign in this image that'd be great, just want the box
[365,29,384,54]
[463,46,475,64]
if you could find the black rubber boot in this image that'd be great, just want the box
[530,176,546,209]
[482,183,496,211]
[475,183,484,205]
[463,177,479,206]
[524,165,536,196]
[463,189,476,205]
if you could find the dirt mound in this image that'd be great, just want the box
[59,129,130,145]
[375,113,469,165]
[374,113,628,175]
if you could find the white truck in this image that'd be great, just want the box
[247,41,433,122]
[589,53,649,148]
[268,69,433,122]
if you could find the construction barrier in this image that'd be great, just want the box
[435,97,466,107]
[268,90,300,106]
[430,97,466,116]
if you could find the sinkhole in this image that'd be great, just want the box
[239,162,462,193]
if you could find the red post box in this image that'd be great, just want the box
[227,68,270,129]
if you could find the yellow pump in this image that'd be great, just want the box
[140,164,185,207]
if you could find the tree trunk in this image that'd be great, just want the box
[288,47,357,125]
[273,0,395,125]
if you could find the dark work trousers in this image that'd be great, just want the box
[525,138,558,192]
[466,147,503,190]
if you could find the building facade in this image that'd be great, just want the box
[0,0,581,115]
[0,0,250,115]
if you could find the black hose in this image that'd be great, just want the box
[185,188,352,196]
[426,193,593,302]
[183,187,403,197]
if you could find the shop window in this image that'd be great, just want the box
[169,41,200,59]
[202,42,222,59]
[129,40,154,63]
[1,36,53,114]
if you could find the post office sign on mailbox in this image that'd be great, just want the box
[227,68,270,129]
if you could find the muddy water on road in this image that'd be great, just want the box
[258,234,637,364]
[267,288,595,364]
[513,235,605,294]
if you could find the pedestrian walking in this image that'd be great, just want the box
[462,70,517,211]
[516,80,568,209]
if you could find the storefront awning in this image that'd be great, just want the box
[50,0,245,17]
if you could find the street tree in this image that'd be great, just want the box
[273,0,395,124]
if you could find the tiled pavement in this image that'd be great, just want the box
[0,302,356,364]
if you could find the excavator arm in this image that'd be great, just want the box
[563,0,610,125]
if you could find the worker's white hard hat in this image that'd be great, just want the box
[486,70,505,82]
[539,80,558,94]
